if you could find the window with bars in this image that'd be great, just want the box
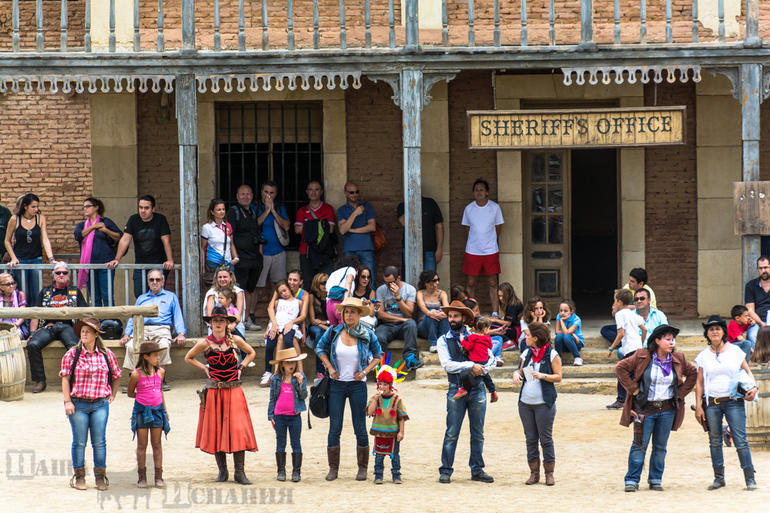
[216,102,323,249]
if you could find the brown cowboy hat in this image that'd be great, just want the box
[269,347,308,365]
[74,317,105,338]
[441,301,475,325]
[137,341,162,355]
[203,306,238,324]
[334,296,371,317]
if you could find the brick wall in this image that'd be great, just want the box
[0,91,91,256]
[644,81,698,317]
[0,0,86,51]
[136,91,181,268]
[447,70,496,310]
[345,78,403,280]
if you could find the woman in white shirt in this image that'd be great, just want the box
[695,315,758,491]
[200,199,239,288]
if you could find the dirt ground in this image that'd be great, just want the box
[2,380,769,513]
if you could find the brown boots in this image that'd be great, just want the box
[70,467,87,490]
[544,460,555,486]
[137,467,147,488]
[155,467,165,488]
[94,467,109,491]
[326,446,340,481]
[356,446,369,481]
[525,460,540,485]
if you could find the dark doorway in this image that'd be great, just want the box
[571,149,618,316]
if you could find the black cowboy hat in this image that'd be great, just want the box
[648,324,680,344]
[203,306,238,324]
[702,315,728,333]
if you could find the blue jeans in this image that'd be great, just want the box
[491,336,502,358]
[87,268,115,307]
[307,325,327,376]
[601,324,617,345]
[731,339,753,362]
[68,398,110,469]
[343,250,376,286]
[554,333,583,359]
[417,315,450,347]
[439,382,487,477]
[14,257,43,305]
[747,323,759,346]
[625,407,675,486]
[423,252,437,272]
[274,414,302,453]
[374,442,401,477]
[616,350,636,403]
[705,399,754,470]
[328,380,369,448]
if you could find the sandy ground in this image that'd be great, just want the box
[1,379,769,513]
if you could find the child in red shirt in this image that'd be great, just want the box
[453,316,498,402]
[727,305,753,361]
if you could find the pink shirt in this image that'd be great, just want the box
[135,373,163,407]
[274,382,297,415]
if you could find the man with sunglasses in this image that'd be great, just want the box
[633,288,668,347]
[338,181,377,285]
[119,269,185,391]
[26,262,87,393]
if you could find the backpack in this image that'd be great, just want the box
[309,374,331,419]
[69,345,113,388]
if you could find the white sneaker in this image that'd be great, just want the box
[244,320,261,331]
[573,357,583,367]
[247,361,256,368]
[429,345,438,353]
[260,371,272,385]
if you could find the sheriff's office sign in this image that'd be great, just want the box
[468,107,685,149]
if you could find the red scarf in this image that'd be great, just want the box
[530,343,550,363]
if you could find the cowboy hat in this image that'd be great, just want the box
[702,315,728,333]
[269,347,308,365]
[334,296,371,317]
[647,324,680,344]
[440,301,475,325]
[74,317,105,338]
[203,306,238,324]
[137,341,162,355]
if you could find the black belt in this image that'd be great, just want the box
[708,396,737,406]
[647,399,673,409]
[71,396,107,403]
[205,379,241,389]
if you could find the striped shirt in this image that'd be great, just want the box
[646,363,675,402]
[59,346,122,400]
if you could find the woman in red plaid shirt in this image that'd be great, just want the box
[60,318,121,491]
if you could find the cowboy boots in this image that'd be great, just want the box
[708,466,726,490]
[214,452,229,482]
[356,446,369,481]
[525,459,540,485]
[543,460,555,486]
[744,467,757,491]
[94,467,109,491]
[70,467,87,490]
[291,452,302,482]
[275,452,287,481]
[155,467,165,488]
[137,467,147,488]
[326,446,340,481]
[233,451,252,485]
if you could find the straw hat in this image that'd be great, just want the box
[74,317,105,338]
[203,306,238,324]
[440,301,475,325]
[137,341,162,355]
[334,296,371,317]
[269,347,308,365]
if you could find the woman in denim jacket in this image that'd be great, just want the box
[267,348,308,482]
[316,297,383,482]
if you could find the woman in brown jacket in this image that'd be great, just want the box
[616,324,697,492]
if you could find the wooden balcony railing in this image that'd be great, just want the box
[0,0,762,55]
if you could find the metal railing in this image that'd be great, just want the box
[0,0,762,55]
[0,263,182,308]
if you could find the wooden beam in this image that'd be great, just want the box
[132,314,145,367]
[0,306,158,320]
[400,69,424,285]
[740,64,762,295]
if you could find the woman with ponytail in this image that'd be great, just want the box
[185,307,257,485]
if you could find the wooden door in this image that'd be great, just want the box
[523,151,570,311]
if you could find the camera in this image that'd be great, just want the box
[254,235,269,246]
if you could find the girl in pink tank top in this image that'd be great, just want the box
[127,341,170,489]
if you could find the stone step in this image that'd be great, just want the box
[418,377,617,395]
[581,334,704,349]
[418,346,704,366]
[415,363,620,381]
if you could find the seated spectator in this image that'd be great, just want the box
[307,273,330,380]
[204,266,245,320]
[0,272,28,339]
[601,268,658,343]
[752,326,770,364]
[351,265,378,330]
[727,304,753,362]
[415,270,450,352]
[624,267,657,308]
[450,285,468,303]
[495,282,523,351]
[375,266,423,371]
[519,297,551,353]
[553,299,584,366]
[325,255,359,325]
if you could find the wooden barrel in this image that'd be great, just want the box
[746,365,770,451]
[0,323,26,401]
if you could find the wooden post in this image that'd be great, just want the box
[176,73,203,337]
[404,0,418,52]
[745,0,760,47]
[740,64,762,290]
[400,70,424,285]
[132,314,144,368]
[181,0,196,54]
[579,0,595,50]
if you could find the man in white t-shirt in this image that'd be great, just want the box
[606,288,646,409]
[375,266,423,371]
[462,179,504,315]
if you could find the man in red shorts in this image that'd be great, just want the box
[462,178,504,316]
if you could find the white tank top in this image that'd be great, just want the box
[335,340,362,382]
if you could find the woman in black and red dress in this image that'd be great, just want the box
[185,307,257,484]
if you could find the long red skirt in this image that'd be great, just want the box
[195,387,258,454]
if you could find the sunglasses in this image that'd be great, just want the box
[83,204,95,209]
[26,229,32,244]
[430,278,440,283]
[148,278,163,283]
[346,190,360,194]
[360,275,371,279]
[0,281,16,287]
[320,281,327,285]
[634,297,646,302]
[54,271,69,276]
